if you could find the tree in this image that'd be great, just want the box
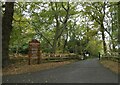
[118,1,120,58]
[81,2,108,54]
[50,2,70,53]
[7,2,118,58]
[28,2,79,54]
[2,2,15,67]
[104,2,118,52]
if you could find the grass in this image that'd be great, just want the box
[100,59,120,74]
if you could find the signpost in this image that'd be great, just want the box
[28,39,41,65]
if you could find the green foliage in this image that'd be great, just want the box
[86,39,102,56]
[9,2,118,57]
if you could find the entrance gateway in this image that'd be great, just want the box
[28,39,41,65]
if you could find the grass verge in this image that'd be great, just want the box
[100,60,120,74]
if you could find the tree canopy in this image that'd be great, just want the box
[2,1,120,67]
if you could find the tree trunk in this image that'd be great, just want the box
[118,2,120,58]
[52,35,58,54]
[63,32,68,53]
[52,15,59,54]
[111,13,116,51]
[101,24,107,54]
[2,2,14,68]
[112,38,115,51]
[51,2,69,54]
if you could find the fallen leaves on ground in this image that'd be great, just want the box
[3,60,75,76]
[100,60,120,74]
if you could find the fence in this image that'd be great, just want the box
[41,53,83,62]
[101,52,119,62]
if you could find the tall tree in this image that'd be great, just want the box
[2,2,14,67]
[118,1,120,58]
[82,2,107,54]
[50,2,70,53]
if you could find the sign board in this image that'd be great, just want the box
[28,39,41,65]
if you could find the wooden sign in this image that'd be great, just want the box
[28,39,41,65]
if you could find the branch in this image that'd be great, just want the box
[50,2,55,11]
[103,2,106,18]
[72,19,77,29]
[57,2,70,39]
[14,16,53,47]
[57,23,67,39]
[32,21,53,47]
[61,2,67,11]
[92,3,102,15]
[107,2,120,8]
[59,16,64,23]
[50,2,59,28]
[91,14,101,25]
[104,28,112,39]
[35,28,53,47]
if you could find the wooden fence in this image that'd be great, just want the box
[41,53,83,62]
[101,52,119,62]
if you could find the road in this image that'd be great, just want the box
[2,58,119,83]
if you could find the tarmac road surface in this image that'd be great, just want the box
[2,58,119,83]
